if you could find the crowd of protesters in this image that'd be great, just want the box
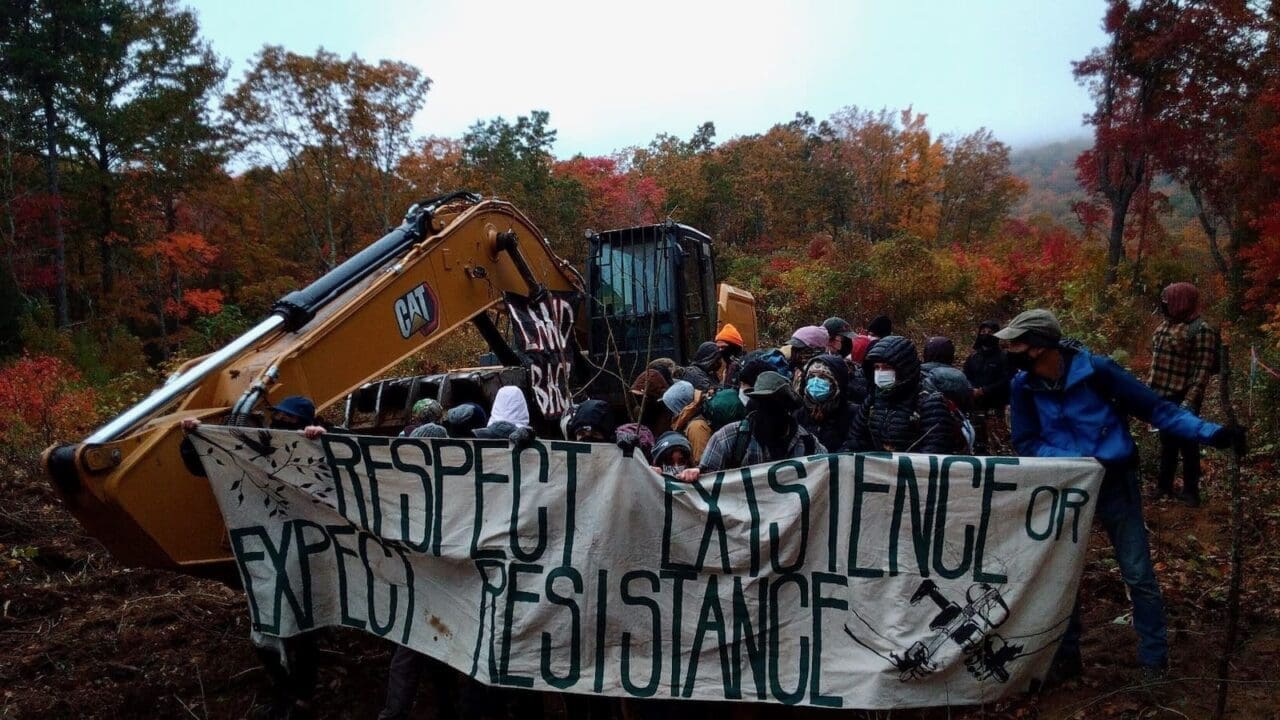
[182,281,1246,718]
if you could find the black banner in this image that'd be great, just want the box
[505,290,580,419]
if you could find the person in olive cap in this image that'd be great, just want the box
[823,317,857,357]
[691,371,825,476]
[1000,308,1244,684]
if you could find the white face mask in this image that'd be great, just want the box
[874,368,897,389]
[739,388,750,405]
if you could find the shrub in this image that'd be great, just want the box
[0,354,99,471]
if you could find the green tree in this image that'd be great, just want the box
[0,0,124,326]
[66,0,225,294]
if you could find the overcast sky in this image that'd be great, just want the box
[189,0,1106,157]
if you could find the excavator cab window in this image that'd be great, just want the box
[586,225,685,384]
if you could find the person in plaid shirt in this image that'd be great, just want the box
[692,371,825,475]
[1148,282,1219,506]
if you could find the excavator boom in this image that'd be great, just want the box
[44,195,583,579]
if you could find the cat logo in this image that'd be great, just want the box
[393,283,440,339]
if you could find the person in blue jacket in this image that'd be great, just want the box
[998,309,1244,685]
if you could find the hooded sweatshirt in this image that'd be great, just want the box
[663,381,712,462]
[851,336,964,454]
[489,386,531,428]
[794,354,858,452]
[567,400,617,439]
[445,403,488,438]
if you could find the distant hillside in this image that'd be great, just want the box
[1010,139,1091,226]
[1010,138,1198,230]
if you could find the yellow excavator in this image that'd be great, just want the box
[43,192,756,581]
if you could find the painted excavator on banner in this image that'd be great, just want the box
[43,192,756,581]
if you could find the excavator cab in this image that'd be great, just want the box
[581,221,755,409]
[584,221,717,378]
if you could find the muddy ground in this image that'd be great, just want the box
[2,455,1278,720]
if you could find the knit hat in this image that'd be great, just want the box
[647,357,677,383]
[567,400,616,439]
[410,422,448,439]
[704,389,746,429]
[445,403,488,433]
[615,423,655,455]
[922,337,956,366]
[1161,282,1200,323]
[867,315,892,338]
[411,398,444,424]
[630,368,670,400]
[661,380,696,417]
[691,341,722,372]
[652,431,693,465]
[715,323,744,347]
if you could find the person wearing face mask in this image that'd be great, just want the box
[690,371,825,476]
[662,380,713,462]
[715,323,747,386]
[677,341,721,391]
[651,431,698,481]
[794,354,859,452]
[824,317,870,405]
[851,336,965,454]
[787,325,830,385]
[999,308,1244,686]
[963,320,1013,455]
[1148,282,1219,506]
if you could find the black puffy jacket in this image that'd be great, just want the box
[963,343,1012,410]
[794,354,859,452]
[852,336,964,454]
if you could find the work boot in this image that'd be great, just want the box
[1178,492,1201,508]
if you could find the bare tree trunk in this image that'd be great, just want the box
[41,89,69,327]
[1213,345,1243,720]
[96,144,114,295]
[1105,201,1128,287]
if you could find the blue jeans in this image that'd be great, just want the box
[1058,464,1169,668]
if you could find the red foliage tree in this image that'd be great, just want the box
[0,354,97,465]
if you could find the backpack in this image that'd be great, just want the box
[728,418,818,468]
[743,348,791,375]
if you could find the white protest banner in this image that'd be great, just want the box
[190,426,1102,709]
